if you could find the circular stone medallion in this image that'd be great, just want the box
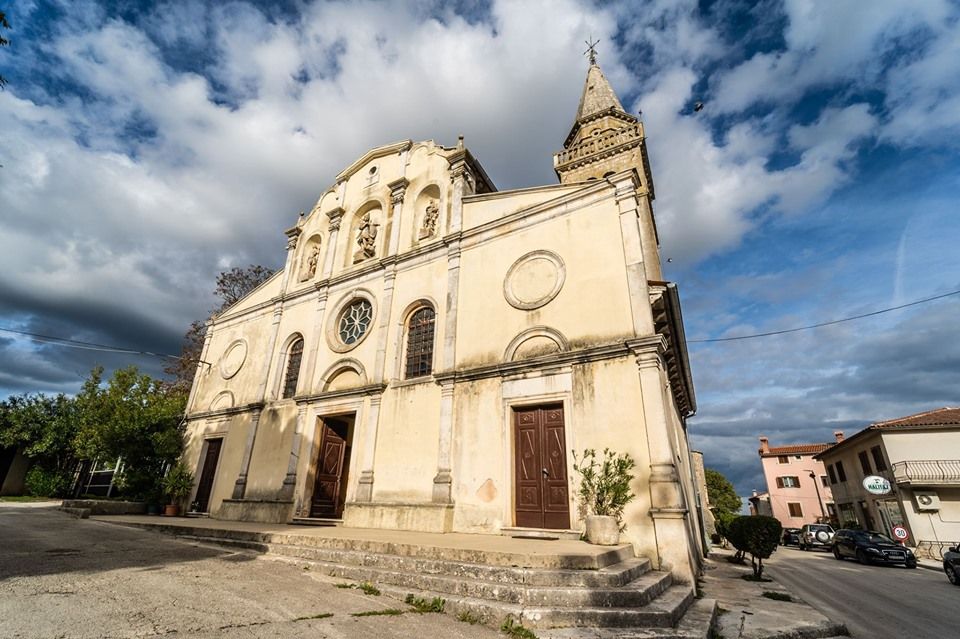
[504,250,566,310]
[219,340,248,379]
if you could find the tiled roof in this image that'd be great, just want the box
[815,407,960,459]
[871,407,960,429]
[762,443,832,456]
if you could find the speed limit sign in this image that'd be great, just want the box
[892,525,909,541]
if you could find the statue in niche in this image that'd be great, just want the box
[418,200,439,240]
[353,212,379,262]
[304,244,320,279]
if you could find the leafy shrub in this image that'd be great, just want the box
[162,461,194,505]
[714,511,739,546]
[740,516,782,578]
[24,466,70,497]
[571,448,636,529]
[725,515,749,561]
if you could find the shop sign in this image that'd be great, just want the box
[862,475,892,495]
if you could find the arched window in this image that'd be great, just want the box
[404,307,436,378]
[281,337,304,399]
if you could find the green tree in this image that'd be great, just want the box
[0,393,80,496]
[74,366,187,499]
[705,468,741,516]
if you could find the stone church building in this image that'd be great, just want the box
[183,57,705,580]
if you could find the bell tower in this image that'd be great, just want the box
[553,48,655,197]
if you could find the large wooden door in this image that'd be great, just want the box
[193,438,222,513]
[310,418,351,518]
[514,404,570,529]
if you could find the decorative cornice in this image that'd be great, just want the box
[295,383,387,405]
[326,207,345,232]
[335,140,412,183]
[185,401,265,421]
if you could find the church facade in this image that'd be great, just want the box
[182,59,705,581]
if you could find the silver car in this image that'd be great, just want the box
[799,523,835,551]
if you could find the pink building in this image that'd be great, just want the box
[758,434,841,527]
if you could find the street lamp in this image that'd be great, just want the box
[808,470,826,522]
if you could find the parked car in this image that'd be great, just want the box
[781,527,801,546]
[944,544,960,585]
[799,524,834,551]
[832,529,917,568]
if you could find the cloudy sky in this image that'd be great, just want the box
[2,0,959,499]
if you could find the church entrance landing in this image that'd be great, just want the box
[309,415,354,519]
[513,404,570,530]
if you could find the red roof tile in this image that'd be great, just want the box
[762,443,832,456]
[871,407,960,429]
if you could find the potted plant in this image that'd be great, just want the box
[161,462,194,517]
[572,448,636,545]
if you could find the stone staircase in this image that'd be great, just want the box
[114,521,716,638]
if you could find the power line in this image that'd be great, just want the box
[0,326,179,359]
[688,288,960,343]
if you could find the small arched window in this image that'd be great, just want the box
[404,307,436,378]
[281,337,304,399]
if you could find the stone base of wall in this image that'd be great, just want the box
[343,501,454,533]
[215,499,293,524]
[60,499,147,516]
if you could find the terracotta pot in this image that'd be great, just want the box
[585,514,620,545]
[163,504,180,517]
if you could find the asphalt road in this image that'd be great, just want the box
[766,544,956,639]
[0,503,499,639]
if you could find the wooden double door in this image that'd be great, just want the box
[514,404,570,530]
[310,417,352,519]
[193,438,222,513]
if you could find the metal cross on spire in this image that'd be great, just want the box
[584,38,600,66]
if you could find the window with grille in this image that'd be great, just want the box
[282,337,304,399]
[788,502,803,517]
[404,307,436,378]
[338,299,373,345]
[777,455,789,464]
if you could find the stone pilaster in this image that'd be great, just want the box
[355,394,383,502]
[631,338,693,582]
[185,319,215,414]
[387,178,408,256]
[278,403,309,500]
[232,407,263,499]
[322,207,345,279]
[432,381,455,503]
[281,225,302,293]
[612,171,655,337]
[301,286,329,393]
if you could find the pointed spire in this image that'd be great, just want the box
[575,58,625,121]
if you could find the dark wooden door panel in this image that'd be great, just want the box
[513,405,569,530]
[311,419,351,519]
[193,438,222,513]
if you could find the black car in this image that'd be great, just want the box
[831,529,917,568]
[944,544,960,586]
[781,527,801,546]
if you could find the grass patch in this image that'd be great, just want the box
[334,581,380,595]
[405,594,445,613]
[457,610,482,625]
[351,609,405,617]
[761,591,793,602]
[501,617,538,639]
[293,612,334,621]
[740,574,773,582]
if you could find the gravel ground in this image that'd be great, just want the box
[0,503,500,639]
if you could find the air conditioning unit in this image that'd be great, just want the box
[915,491,941,511]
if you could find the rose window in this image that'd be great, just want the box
[338,299,373,345]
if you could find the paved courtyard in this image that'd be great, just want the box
[0,503,499,638]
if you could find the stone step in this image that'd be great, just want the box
[374,581,696,629]
[538,598,718,638]
[290,517,342,527]
[127,521,632,569]
[180,535,652,589]
[501,526,582,541]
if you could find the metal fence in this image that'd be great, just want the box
[892,459,960,485]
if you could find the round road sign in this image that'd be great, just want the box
[892,525,909,541]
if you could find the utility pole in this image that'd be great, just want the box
[808,470,826,522]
